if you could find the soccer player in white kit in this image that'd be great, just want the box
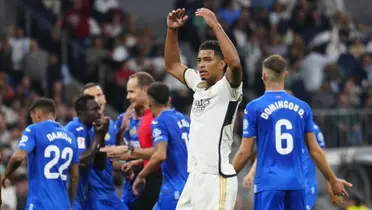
[164,8,243,210]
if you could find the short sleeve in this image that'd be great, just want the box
[115,113,124,132]
[151,120,169,144]
[304,105,315,133]
[314,126,326,148]
[70,134,80,164]
[183,68,201,92]
[222,76,243,101]
[18,126,36,153]
[242,103,256,138]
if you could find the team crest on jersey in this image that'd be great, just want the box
[192,98,211,114]
[243,119,248,130]
[130,127,137,135]
[196,81,208,89]
[105,133,110,141]
[152,128,162,138]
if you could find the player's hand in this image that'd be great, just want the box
[120,106,134,131]
[94,116,110,135]
[329,178,352,198]
[243,173,254,188]
[100,145,128,159]
[132,176,146,195]
[195,8,219,29]
[1,175,11,188]
[327,184,344,206]
[167,8,188,29]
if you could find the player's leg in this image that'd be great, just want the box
[175,173,194,210]
[305,186,318,210]
[131,170,162,210]
[285,190,307,210]
[192,173,237,210]
[254,190,285,210]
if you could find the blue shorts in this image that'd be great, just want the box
[254,190,306,210]
[305,186,318,210]
[87,192,129,210]
[153,194,179,210]
[121,181,137,208]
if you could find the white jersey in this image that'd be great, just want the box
[183,68,243,176]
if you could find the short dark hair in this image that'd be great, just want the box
[80,83,100,96]
[262,54,287,74]
[147,82,170,105]
[74,95,96,115]
[29,97,56,114]
[199,40,224,59]
[129,72,155,88]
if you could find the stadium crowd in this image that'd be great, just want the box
[0,0,372,209]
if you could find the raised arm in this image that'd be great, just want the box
[164,8,189,83]
[195,8,242,87]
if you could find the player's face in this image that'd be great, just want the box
[197,50,225,85]
[82,100,101,124]
[83,86,106,113]
[126,77,147,109]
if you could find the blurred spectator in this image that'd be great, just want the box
[22,39,49,95]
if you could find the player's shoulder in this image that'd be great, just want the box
[65,118,84,132]
[245,95,265,110]
[287,95,311,109]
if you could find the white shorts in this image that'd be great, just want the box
[176,172,238,210]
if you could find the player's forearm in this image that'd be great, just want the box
[310,149,337,183]
[164,28,181,71]
[233,150,252,174]
[248,159,257,177]
[138,155,163,179]
[80,134,104,165]
[212,23,241,70]
[68,174,79,207]
[93,151,107,171]
[133,148,155,160]
[4,153,25,178]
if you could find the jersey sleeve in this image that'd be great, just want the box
[70,133,80,164]
[222,76,243,101]
[151,119,169,144]
[183,68,201,92]
[314,126,326,148]
[18,126,36,153]
[242,103,256,138]
[304,105,315,133]
[115,113,124,131]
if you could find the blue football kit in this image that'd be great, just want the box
[151,109,189,210]
[243,91,315,210]
[65,117,94,210]
[86,119,128,210]
[303,123,326,210]
[18,120,79,210]
[115,113,142,208]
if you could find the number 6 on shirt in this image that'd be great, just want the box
[275,119,293,155]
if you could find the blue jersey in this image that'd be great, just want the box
[303,123,325,193]
[115,113,141,148]
[243,91,314,193]
[151,109,189,195]
[88,119,117,199]
[115,113,142,206]
[18,120,79,210]
[65,117,94,210]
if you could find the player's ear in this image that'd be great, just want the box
[219,60,227,71]
[261,72,266,81]
[284,71,288,80]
